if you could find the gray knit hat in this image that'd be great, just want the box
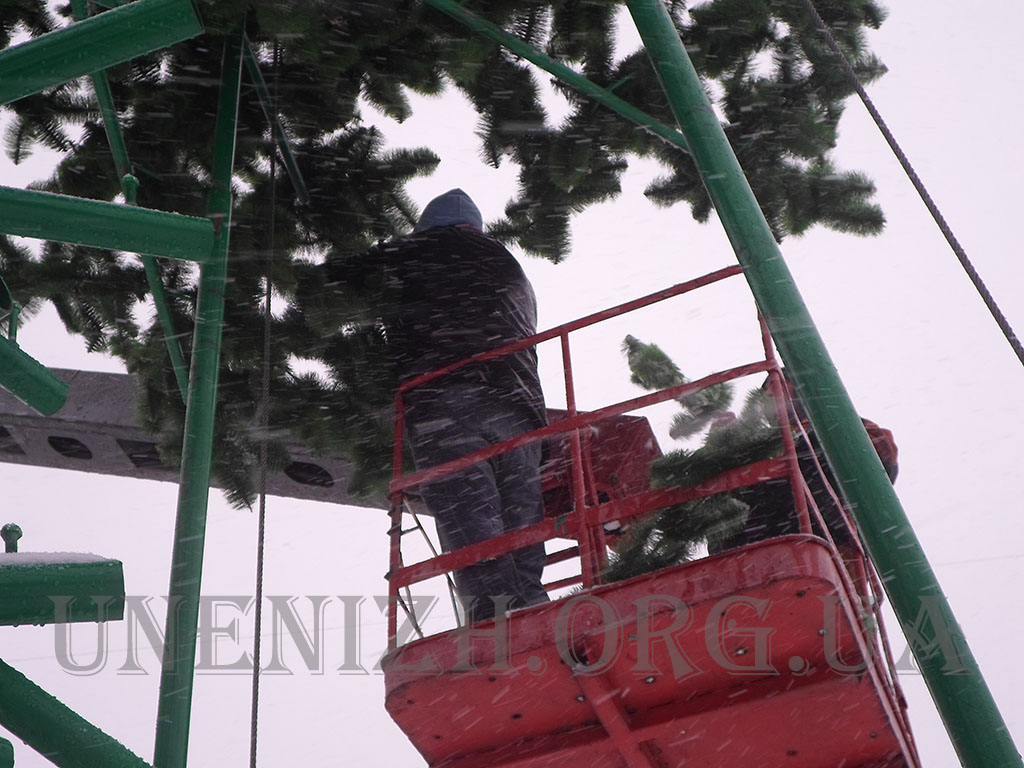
[413,188,483,233]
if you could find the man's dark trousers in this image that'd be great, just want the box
[405,381,548,623]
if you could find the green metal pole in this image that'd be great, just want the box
[424,0,689,155]
[623,2,1021,766]
[152,28,244,768]
[0,186,213,262]
[0,0,203,106]
[0,658,151,768]
[0,275,67,414]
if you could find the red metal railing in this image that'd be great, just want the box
[388,265,741,638]
[386,263,785,628]
[386,264,803,617]
[384,262,918,764]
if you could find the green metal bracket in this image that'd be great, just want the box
[624,2,1022,767]
[0,186,214,262]
[0,551,125,626]
[424,0,690,155]
[0,658,151,768]
[0,0,203,106]
[153,25,246,768]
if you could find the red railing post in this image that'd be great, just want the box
[579,429,611,569]
[560,332,598,587]
[759,314,812,534]
[387,393,407,650]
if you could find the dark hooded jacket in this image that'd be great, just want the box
[328,212,545,428]
[377,225,545,426]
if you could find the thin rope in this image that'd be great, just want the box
[249,40,280,768]
[396,591,427,640]
[406,502,463,628]
[801,0,1024,367]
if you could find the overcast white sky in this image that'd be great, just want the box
[1,2,1022,766]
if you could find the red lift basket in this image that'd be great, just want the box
[383,267,920,768]
[385,536,916,768]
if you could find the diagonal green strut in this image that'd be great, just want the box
[623,2,1021,767]
[0,658,151,768]
[424,0,689,155]
[242,38,311,206]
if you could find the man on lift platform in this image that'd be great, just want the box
[332,189,549,622]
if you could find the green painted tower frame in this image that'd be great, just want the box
[619,3,1021,766]
[0,2,236,767]
[0,1,1019,767]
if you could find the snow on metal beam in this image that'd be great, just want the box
[0,186,214,262]
[0,0,203,106]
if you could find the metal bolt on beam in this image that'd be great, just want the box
[0,525,21,554]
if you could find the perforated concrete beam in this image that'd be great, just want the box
[0,369,385,510]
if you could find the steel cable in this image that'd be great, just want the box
[249,40,280,768]
[801,0,1024,367]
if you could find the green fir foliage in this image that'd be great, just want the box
[604,337,783,582]
[0,1,886,506]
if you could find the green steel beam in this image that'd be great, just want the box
[424,0,690,155]
[0,335,68,415]
[623,2,1022,767]
[0,0,203,106]
[0,658,151,768]
[0,186,214,263]
[153,27,245,768]
[242,38,311,206]
[0,553,124,626]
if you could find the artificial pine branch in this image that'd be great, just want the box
[0,0,889,507]
[604,336,782,582]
